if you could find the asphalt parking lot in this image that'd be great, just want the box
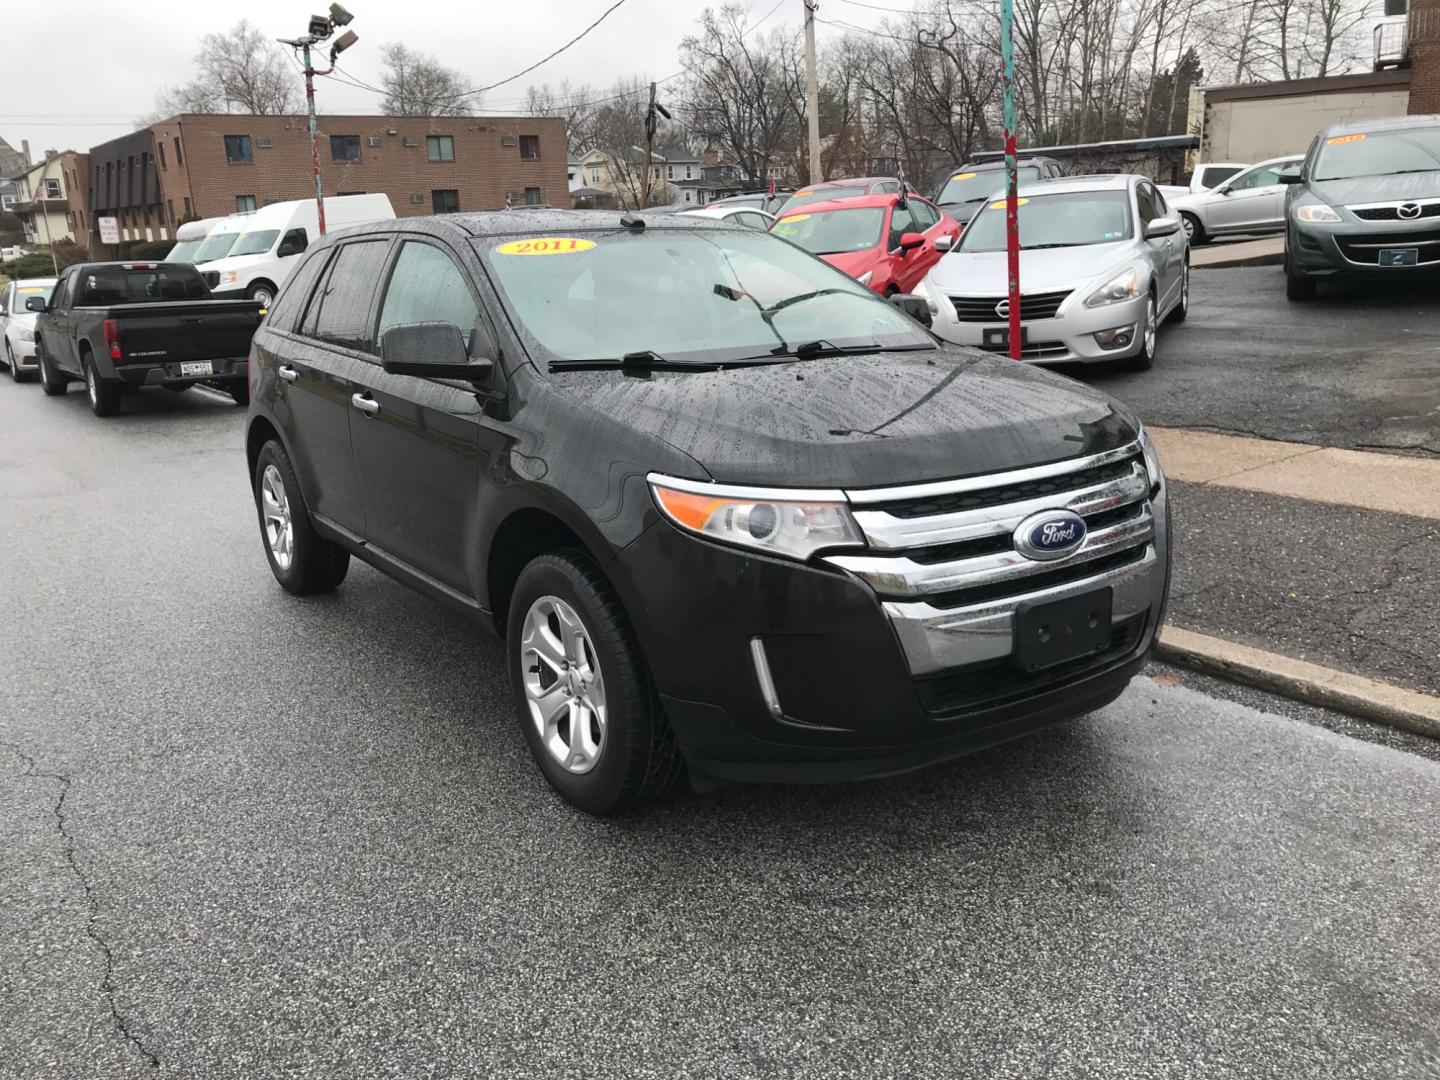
[3,366,1440,1077]
[1084,266,1440,456]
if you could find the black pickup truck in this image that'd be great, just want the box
[28,261,262,416]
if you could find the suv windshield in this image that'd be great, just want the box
[231,229,280,256]
[1313,126,1440,180]
[772,207,885,255]
[958,190,1133,252]
[480,228,932,366]
[194,231,241,263]
[937,167,1040,206]
[777,186,870,214]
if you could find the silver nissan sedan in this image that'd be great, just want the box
[913,174,1190,371]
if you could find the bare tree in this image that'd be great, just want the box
[526,81,602,154]
[140,19,298,121]
[379,43,475,115]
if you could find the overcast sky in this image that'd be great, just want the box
[2,0,896,159]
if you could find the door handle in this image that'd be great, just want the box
[277,365,298,382]
[351,393,380,416]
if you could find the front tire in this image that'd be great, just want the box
[1285,250,1316,301]
[82,353,122,416]
[1180,212,1207,246]
[6,342,31,383]
[246,281,276,308]
[1169,261,1189,323]
[253,440,350,594]
[508,551,682,815]
[1123,293,1158,371]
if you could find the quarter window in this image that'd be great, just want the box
[426,135,454,162]
[224,135,253,164]
[377,242,480,348]
[301,240,390,352]
[331,135,361,162]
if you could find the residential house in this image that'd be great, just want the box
[575,147,695,208]
[0,135,30,179]
[10,151,88,247]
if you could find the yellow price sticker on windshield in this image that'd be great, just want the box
[795,190,813,197]
[988,197,1029,210]
[777,214,811,224]
[1325,133,1366,145]
[17,287,46,294]
[953,172,977,181]
[495,237,596,256]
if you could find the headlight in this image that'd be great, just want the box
[856,270,873,286]
[219,270,239,286]
[1295,204,1340,223]
[649,475,864,561]
[17,325,35,341]
[1139,426,1164,492]
[1085,268,1139,307]
[912,275,940,315]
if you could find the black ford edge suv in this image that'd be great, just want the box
[244,211,1170,814]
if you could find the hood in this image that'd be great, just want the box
[1305,171,1440,208]
[925,242,1133,296]
[545,347,1138,489]
[820,249,880,277]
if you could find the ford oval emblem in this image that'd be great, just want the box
[1013,510,1087,561]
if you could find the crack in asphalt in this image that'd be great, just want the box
[2,742,161,1072]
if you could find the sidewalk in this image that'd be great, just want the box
[1149,426,1440,724]
[1190,236,1284,268]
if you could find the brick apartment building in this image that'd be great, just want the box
[86,113,566,249]
[1411,0,1440,113]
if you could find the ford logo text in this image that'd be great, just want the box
[1013,510,1087,561]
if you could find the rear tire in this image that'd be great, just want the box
[253,439,350,595]
[37,345,66,396]
[507,551,682,815]
[82,353,122,417]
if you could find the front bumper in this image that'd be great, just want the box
[1289,218,1440,278]
[927,290,1148,364]
[8,336,37,368]
[611,444,1170,784]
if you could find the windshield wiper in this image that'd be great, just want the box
[549,350,714,372]
[729,341,936,363]
[762,288,852,317]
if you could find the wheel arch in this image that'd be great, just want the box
[246,414,286,481]
[247,278,279,300]
[486,507,602,638]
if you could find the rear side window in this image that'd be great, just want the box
[377,242,480,347]
[76,267,208,305]
[299,240,389,352]
[267,247,332,332]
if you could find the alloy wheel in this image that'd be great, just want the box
[253,288,274,308]
[1181,265,1190,313]
[520,595,608,775]
[1181,215,1195,242]
[85,365,98,406]
[1144,296,1157,358]
[260,464,294,571]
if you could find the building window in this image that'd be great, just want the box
[45,178,62,199]
[158,143,167,170]
[426,135,454,162]
[590,168,601,183]
[519,135,540,161]
[431,189,459,214]
[174,137,184,166]
[167,199,175,223]
[183,197,192,218]
[224,135,253,164]
[686,165,693,179]
[236,195,257,212]
[331,135,361,162]
[524,187,542,205]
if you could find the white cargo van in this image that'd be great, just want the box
[197,194,395,306]
[164,218,225,263]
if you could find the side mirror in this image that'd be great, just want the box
[380,322,494,381]
[1144,216,1181,239]
[933,234,954,253]
[888,293,932,328]
[1278,171,1302,185]
[25,295,47,312]
[896,231,926,254]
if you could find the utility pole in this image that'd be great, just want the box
[1000,0,1022,360]
[281,5,359,237]
[803,0,823,184]
[642,81,657,209]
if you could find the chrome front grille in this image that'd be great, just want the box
[949,290,1071,322]
[825,441,1163,676]
[1347,200,1440,222]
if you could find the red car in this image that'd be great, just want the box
[770,193,960,295]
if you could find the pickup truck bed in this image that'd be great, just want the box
[32,261,263,417]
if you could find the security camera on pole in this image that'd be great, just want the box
[280,4,359,237]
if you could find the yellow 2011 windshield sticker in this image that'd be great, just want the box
[794,190,813,197]
[495,237,596,255]
[1326,134,1366,145]
[953,172,977,181]
[988,197,1030,210]
[17,287,46,294]
[777,214,810,223]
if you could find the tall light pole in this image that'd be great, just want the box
[1000,0,1021,360]
[803,0,823,184]
[280,5,359,237]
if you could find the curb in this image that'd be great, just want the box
[1192,250,1285,269]
[1155,626,1440,740]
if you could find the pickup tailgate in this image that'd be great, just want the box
[108,300,262,366]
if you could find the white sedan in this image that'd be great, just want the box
[1168,155,1304,244]
[0,277,57,383]
[677,205,776,230]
